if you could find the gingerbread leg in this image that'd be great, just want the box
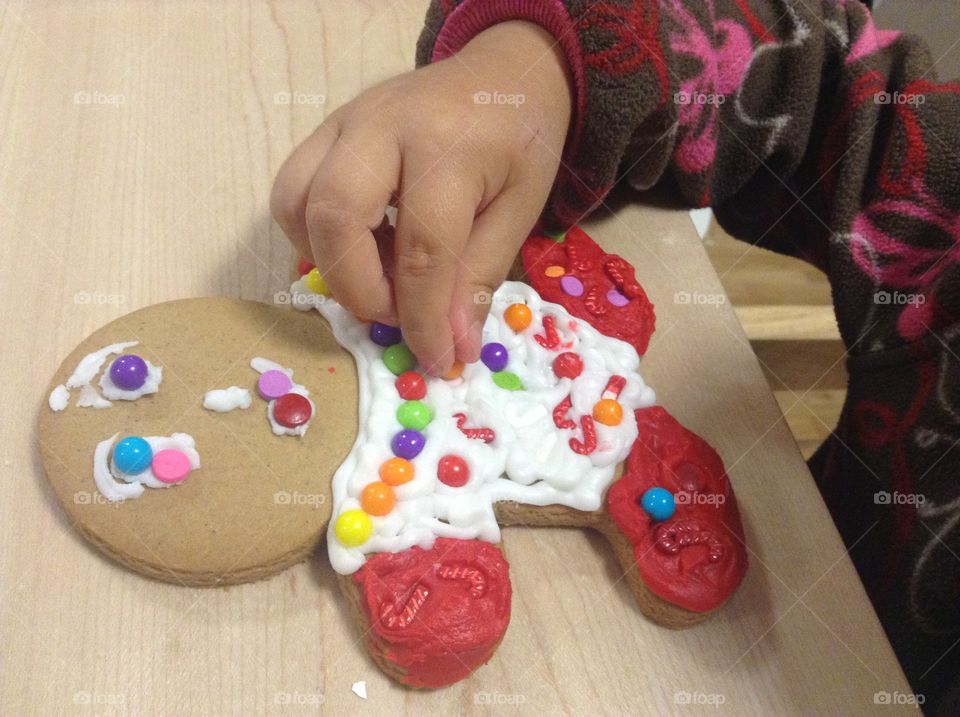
[339,538,512,689]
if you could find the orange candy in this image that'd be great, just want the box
[379,457,414,486]
[442,360,464,380]
[361,481,396,516]
[504,303,532,332]
[593,398,624,426]
[545,265,565,278]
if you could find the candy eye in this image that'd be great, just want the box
[559,275,584,297]
[606,289,629,307]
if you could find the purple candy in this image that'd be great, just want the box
[110,354,148,391]
[560,275,584,297]
[258,369,292,400]
[370,322,402,347]
[606,288,630,307]
[480,342,509,372]
[391,429,425,460]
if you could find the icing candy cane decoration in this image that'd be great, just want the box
[603,256,644,299]
[379,584,430,629]
[603,376,626,400]
[453,413,496,444]
[569,415,598,455]
[655,521,724,563]
[583,285,607,316]
[436,564,488,598]
[552,396,576,430]
[534,315,560,350]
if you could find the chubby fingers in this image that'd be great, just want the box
[394,165,480,375]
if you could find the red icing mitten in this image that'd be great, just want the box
[522,225,656,355]
[607,407,748,613]
[351,538,512,689]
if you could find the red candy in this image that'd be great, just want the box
[395,371,426,400]
[437,455,469,487]
[352,538,511,688]
[296,257,315,277]
[273,393,312,428]
[552,352,583,379]
[523,225,656,355]
[606,406,748,612]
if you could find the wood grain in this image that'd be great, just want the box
[0,2,917,715]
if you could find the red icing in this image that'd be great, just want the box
[607,407,747,612]
[533,314,561,349]
[522,225,656,355]
[569,414,598,455]
[453,413,496,444]
[353,538,511,688]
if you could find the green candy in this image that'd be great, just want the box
[397,400,432,431]
[382,343,416,376]
[545,228,566,243]
[492,371,523,391]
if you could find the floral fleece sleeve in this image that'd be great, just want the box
[418,0,960,710]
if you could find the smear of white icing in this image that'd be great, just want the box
[291,279,657,574]
[203,386,252,412]
[48,341,163,410]
[93,432,200,502]
[250,357,315,437]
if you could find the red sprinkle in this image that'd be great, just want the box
[273,393,312,428]
[552,352,583,379]
[395,371,426,400]
[296,257,315,277]
[437,455,470,487]
[453,413,496,444]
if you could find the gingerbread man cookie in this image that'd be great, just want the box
[40,226,748,688]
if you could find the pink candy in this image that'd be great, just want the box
[258,369,292,400]
[152,449,192,484]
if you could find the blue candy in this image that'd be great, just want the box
[640,487,675,522]
[113,436,153,476]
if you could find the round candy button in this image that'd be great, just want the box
[370,322,402,348]
[552,352,583,380]
[110,354,148,391]
[391,429,425,460]
[437,454,469,487]
[492,371,523,391]
[335,509,373,547]
[361,481,396,516]
[379,457,415,486]
[560,275,584,297]
[480,342,509,372]
[504,303,532,332]
[640,487,676,522]
[397,400,432,431]
[258,369,293,400]
[395,371,426,400]
[273,393,312,428]
[113,436,153,476]
[544,265,565,278]
[593,398,623,426]
[607,288,630,307]
[383,344,416,376]
[151,449,192,484]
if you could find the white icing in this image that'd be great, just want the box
[249,357,315,437]
[48,341,163,410]
[290,279,656,575]
[48,384,69,411]
[93,432,200,502]
[203,386,252,412]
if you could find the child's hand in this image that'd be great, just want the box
[270,21,571,374]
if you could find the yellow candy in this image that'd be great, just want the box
[305,268,331,296]
[334,509,372,547]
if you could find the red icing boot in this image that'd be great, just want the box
[352,538,511,688]
[607,407,748,612]
[522,225,656,355]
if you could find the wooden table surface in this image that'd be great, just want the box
[0,2,918,715]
